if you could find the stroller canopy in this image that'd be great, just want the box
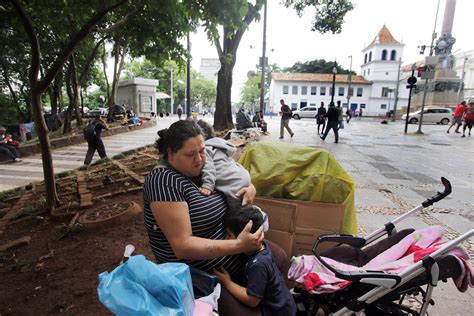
[239,142,357,234]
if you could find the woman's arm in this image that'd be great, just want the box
[151,201,263,260]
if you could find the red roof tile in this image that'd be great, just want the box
[272,72,371,84]
[368,25,401,47]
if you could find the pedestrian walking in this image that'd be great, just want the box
[83,115,109,165]
[358,108,363,119]
[446,101,466,133]
[320,102,339,143]
[279,99,294,139]
[176,104,183,120]
[316,101,327,135]
[336,100,344,129]
[346,107,352,123]
[461,100,474,137]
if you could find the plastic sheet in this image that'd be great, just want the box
[98,255,195,316]
[239,142,357,234]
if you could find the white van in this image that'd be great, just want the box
[401,107,453,124]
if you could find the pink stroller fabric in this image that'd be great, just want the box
[288,226,474,294]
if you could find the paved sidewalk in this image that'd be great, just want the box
[0,119,173,192]
[1,115,472,314]
[265,116,474,315]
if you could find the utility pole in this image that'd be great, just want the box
[186,33,191,119]
[346,55,353,113]
[259,0,268,114]
[392,57,402,122]
[417,0,441,134]
[170,65,174,114]
[331,60,337,104]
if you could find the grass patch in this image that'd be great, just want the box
[0,187,22,201]
[56,171,72,179]
[13,196,46,220]
[90,157,110,166]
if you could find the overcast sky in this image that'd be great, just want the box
[188,0,473,102]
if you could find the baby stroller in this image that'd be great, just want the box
[291,177,473,316]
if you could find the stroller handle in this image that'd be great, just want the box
[421,177,451,207]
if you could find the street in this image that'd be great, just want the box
[0,115,473,314]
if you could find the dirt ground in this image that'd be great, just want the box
[0,191,153,316]
[0,147,162,316]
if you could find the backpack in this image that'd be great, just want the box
[83,120,98,141]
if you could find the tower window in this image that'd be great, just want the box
[391,50,397,61]
[382,50,387,60]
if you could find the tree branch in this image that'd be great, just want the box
[37,0,128,93]
[96,9,136,33]
[78,37,106,85]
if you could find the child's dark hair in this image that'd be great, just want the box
[196,119,215,140]
[223,205,264,236]
[155,120,203,161]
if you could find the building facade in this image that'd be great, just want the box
[269,26,411,117]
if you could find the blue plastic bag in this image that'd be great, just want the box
[98,255,195,316]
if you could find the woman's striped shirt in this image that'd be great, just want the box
[143,167,244,274]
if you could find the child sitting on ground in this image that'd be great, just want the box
[214,205,296,315]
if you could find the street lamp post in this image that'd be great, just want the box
[405,64,418,134]
[259,0,267,114]
[331,61,337,104]
[346,56,353,113]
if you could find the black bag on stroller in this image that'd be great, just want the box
[291,178,473,316]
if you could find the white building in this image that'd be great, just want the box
[268,73,371,114]
[199,58,220,82]
[269,26,411,116]
[116,78,159,117]
[453,49,474,100]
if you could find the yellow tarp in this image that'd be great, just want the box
[239,142,357,234]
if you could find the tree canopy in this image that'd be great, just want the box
[283,59,356,74]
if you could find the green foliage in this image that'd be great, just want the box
[0,187,22,201]
[283,59,356,74]
[13,196,46,220]
[282,0,354,33]
[240,73,261,109]
[90,157,110,166]
[56,171,72,179]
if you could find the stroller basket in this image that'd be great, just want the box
[292,178,473,316]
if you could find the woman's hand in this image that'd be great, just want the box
[236,220,264,253]
[235,184,256,205]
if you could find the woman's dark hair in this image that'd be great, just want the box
[223,205,264,237]
[196,119,215,140]
[155,120,203,161]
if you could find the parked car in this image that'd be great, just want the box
[401,107,452,124]
[88,107,107,117]
[292,106,318,119]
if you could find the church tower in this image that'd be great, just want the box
[361,25,404,115]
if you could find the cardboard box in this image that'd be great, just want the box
[254,197,344,261]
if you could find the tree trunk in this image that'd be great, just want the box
[108,41,127,112]
[51,69,63,114]
[101,46,111,102]
[63,59,74,134]
[11,0,128,215]
[214,61,235,131]
[32,88,59,210]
